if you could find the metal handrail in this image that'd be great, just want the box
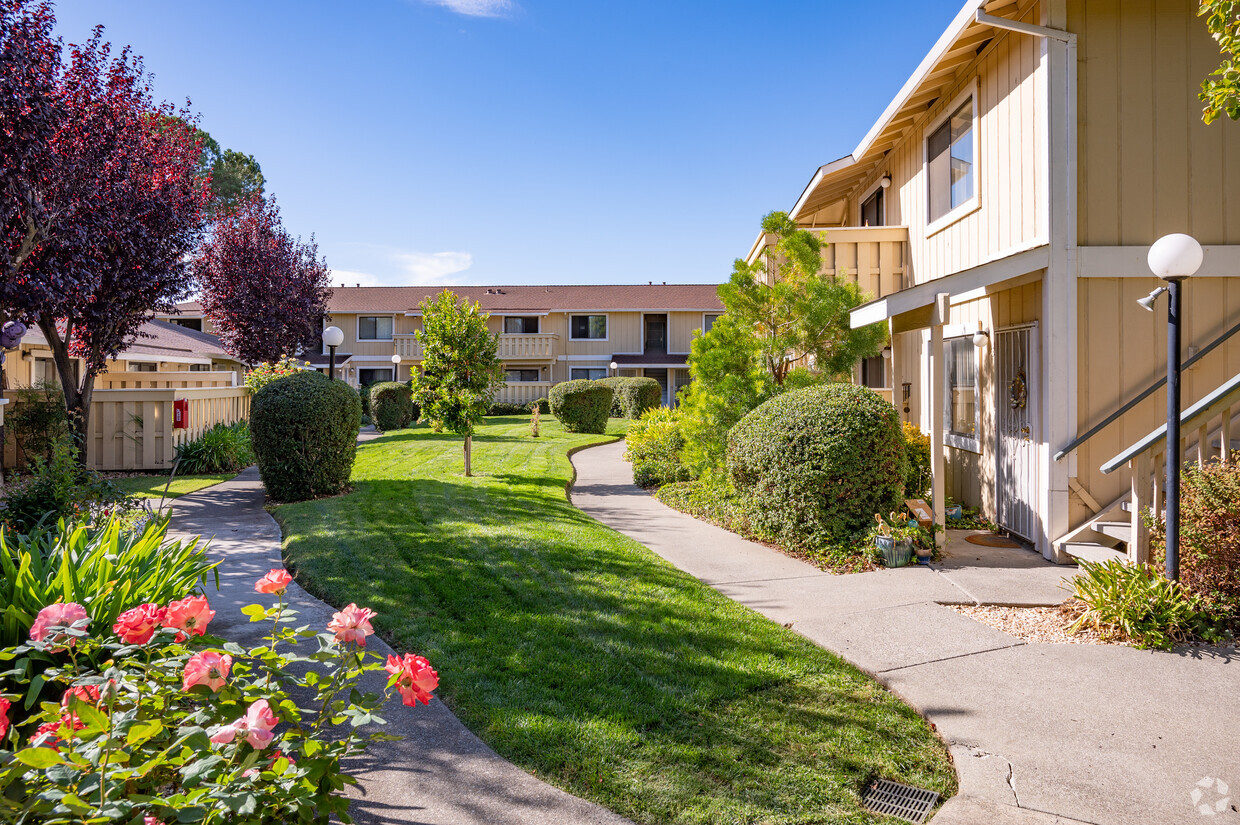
[1100,370,1240,474]
[1053,316,1240,461]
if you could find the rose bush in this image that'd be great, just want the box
[0,569,437,823]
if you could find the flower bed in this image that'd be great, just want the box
[0,567,437,823]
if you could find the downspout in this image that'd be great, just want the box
[975,9,1078,559]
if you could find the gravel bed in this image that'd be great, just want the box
[948,602,1121,646]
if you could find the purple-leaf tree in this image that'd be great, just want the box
[1,1,210,455]
[194,195,331,366]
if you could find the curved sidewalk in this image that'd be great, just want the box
[169,466,630,825]
[571,440,1240,825]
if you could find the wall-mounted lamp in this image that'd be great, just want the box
[881,346,893,361]
[972,329,990,349]
[1137,286,1169,312]
[879,173,892,189]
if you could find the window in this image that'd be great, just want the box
[172,318,203,332]
[927,97,975,224]
[506,369,540,382]
[128,362,157,372]
[703,314,721,333]
[861,187,884,227]
[358,316,394,341]
[945,337,979,450]
[570,315,607,340]
[358,367,394,386]
[189,363,210,372]
[570,367,608,381]
[503,316,540,334]
[861,355,887,389]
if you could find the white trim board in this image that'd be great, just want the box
[1079,246,1240,278]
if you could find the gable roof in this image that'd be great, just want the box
[174,283,724,316]
[21,320,236,364]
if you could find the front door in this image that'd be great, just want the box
[995,324,1039,543]
[644,315,667,354]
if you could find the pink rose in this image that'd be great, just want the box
[60,685,101,710]
[113,603,167,645]
[31,713,85,751]
[164,595,215,641]
[210,698,279,750]
[182,651,232,692]
[254,569,292,595]
[144,818,166,825]
[327,603,376,647]
[384,653,439,707]
[29,602,89,650]
[0,696,9,741]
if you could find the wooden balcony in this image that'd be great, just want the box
[758,226,909,299]
[394,332,558,361]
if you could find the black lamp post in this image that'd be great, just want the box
[324,325,344,382]
[1143,233,1204,581]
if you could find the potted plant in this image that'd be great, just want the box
[873,512,918,568]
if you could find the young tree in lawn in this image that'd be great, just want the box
[1,9,210,453]
[410,291,505,477]
[194,195,331,366]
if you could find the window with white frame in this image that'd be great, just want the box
[503,316,540,334]
[358,367,394,386]
[506,368,540,382]
[945,337,979,450]
[927,96,975,224]
[703,313,721,333]
[128,362,157,372]
[569,315,607,340]
[189,363,211,372]
[358,316,394,341]
[570,367,608,381]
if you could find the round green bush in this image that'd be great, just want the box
[726,383,906,547]
[250,372,362,502]
[369,381,416,431]
[549,379,612,434]
[612,377,662,419]
[526,397,550,415]
[594,376,627,416]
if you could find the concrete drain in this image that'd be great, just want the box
[861,778,940,823]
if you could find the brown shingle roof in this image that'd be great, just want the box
[176,283,724,316]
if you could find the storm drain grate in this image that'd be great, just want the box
[861,778,940,824]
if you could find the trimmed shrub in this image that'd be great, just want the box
[175,421,253,474]
[250,372,362,502]
[549,380,612,434]
[1149,457,1240,624]
[370,381,417,431]
[526,397,550,415]
[727,383,906,547]
[613,377,662,419]
[486,401,529,416]
[595,376,627,417]
[902,422,932,498]
[626,408,691,487]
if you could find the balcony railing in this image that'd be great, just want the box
[394,332,559,361]
[758,226,909,299]
[495,382,552,405]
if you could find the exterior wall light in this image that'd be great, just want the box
[972,329,990,348]
[879,173,892,189]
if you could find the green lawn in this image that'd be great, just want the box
[276,416,956,824]
[109,473,234,499]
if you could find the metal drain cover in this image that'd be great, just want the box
[861,778,940,824]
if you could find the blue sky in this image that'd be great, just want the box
[54,0,962,287]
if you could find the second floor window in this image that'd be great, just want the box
[570,315,607,340]
[358,316,394,341]
[927,96,975,224]
[129,362,157,372]
[703,314,721,333]
[506,368,540,382]
[503,316,540,334]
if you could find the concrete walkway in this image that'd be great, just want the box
[571,440,1240,825]
[169,467,630,825]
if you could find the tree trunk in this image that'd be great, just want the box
[37,316,94,466]
[464,434,472,477]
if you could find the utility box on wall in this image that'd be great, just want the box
[173,398,189,430]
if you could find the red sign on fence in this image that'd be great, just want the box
[173,398,189,429]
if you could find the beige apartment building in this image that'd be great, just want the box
[169,284,724,407]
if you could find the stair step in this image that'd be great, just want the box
[1062,542,1128,565]
[1089,520,1132,543]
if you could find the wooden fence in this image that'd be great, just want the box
[96,371,238,389]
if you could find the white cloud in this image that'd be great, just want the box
[420,0,512,17]
[326,249,473,288]
[393,250,474,284]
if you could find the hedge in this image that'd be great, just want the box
[594,377,628,417]
[613,377,662,419]
[250,371,362,502]
[726,383,906,547]
[527,397,550,414]
[549,380,612,434]
[369,381,417,431]
[486,402,529,416]
[625,407,691,487]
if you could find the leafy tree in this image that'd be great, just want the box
[410,291,505,477]
[1200,0,1240,123]
[1,5,210,454]
[194,128,264,215]
[719,211,886,386]
[194,195,330,365]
